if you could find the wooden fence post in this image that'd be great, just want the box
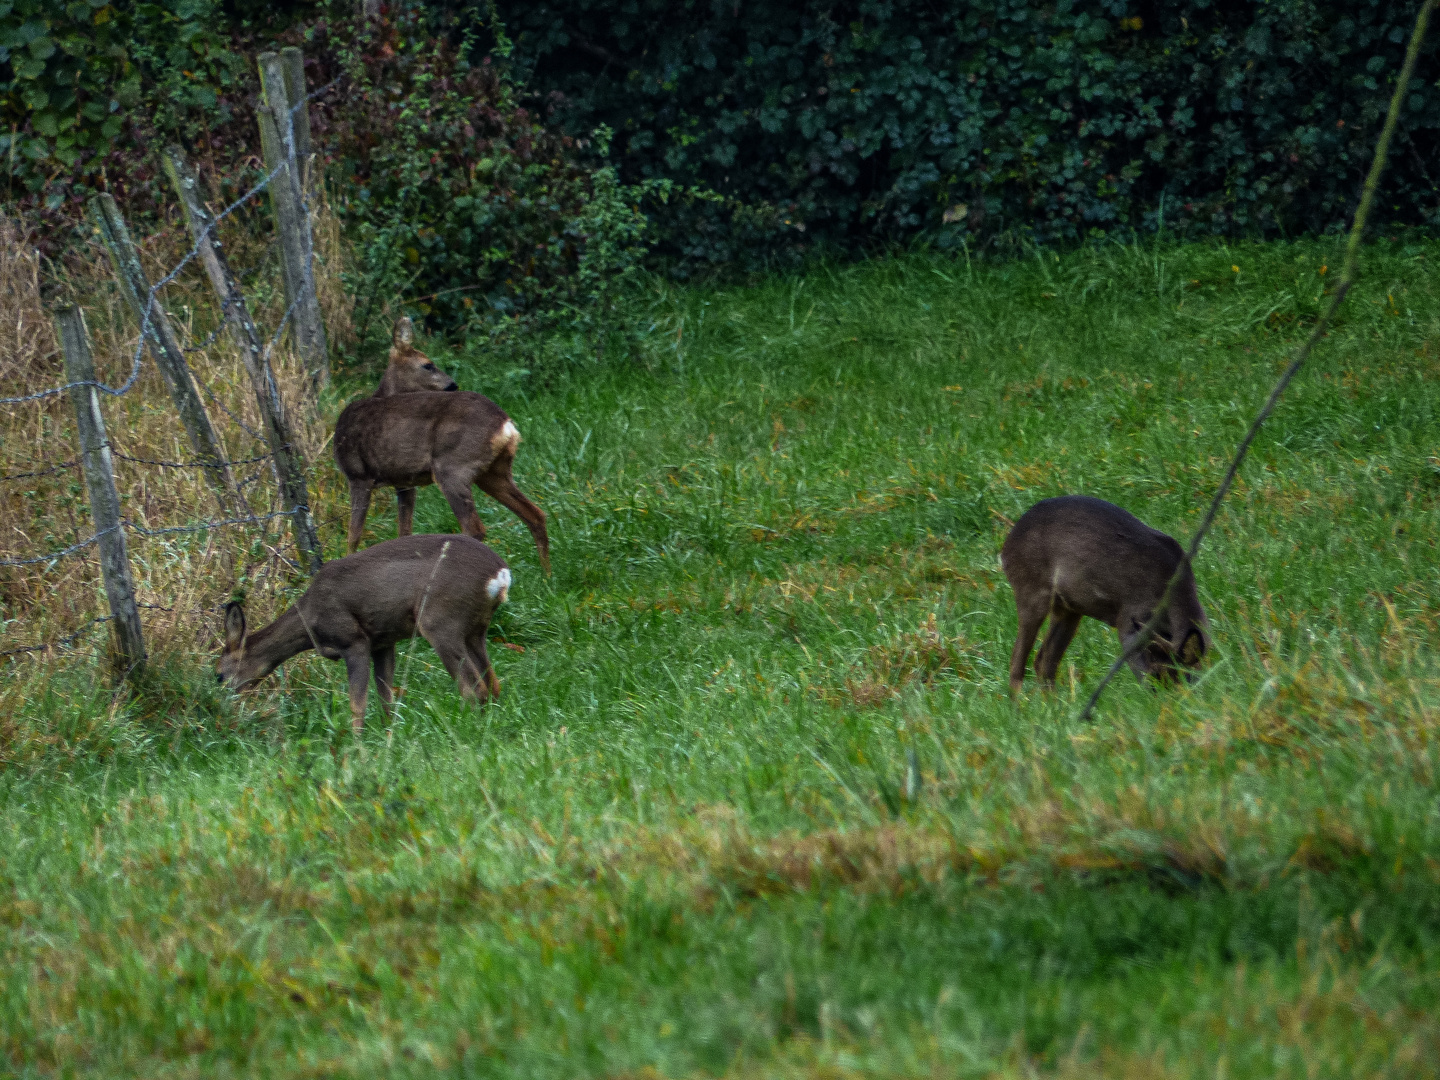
[162,146,325,575]
[88,194,242,518]
[54,305,147,679]
[257,49,329,390]
[280,47,313,184]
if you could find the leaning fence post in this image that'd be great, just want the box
[88,193,243,518]
[162,146,325,575]
[257,49,329,390]
[54,306,146,679]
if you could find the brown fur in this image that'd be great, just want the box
[217,534,511,731]
[334,319,550,571]
[1000,495,1208,692]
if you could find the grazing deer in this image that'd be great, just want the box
[217,534,512,731]
[1000,495,1208,692]
[334,318,550,571]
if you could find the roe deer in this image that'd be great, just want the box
[1000,495,1208,692]
[217,534,512,731]
[334,317,550,571]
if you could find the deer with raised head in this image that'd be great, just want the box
[1000,495,1208,692]
[334,317,550,571]
[217,534,512,731]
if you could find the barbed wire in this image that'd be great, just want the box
[0,461,80,484]
[264,288,307,365]
[128,507,300,540]
[0,74,343,409]
[0,508,301,568]
[183,317,232,356]
[180,238,281,356]
[0,526,119,567]
[0,598,257,661]
[0,446,274,484]
[109,446,274,470]
[0,615,115,660]
[191,366,267,442]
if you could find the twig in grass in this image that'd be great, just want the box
[1077,0,1436,723]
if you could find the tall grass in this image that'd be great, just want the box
[3,234,1440,1076]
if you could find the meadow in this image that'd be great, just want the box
[3,235,1440,1077]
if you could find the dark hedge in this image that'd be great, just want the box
[492,0,1440,264]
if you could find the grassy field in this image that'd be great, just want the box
[4,235,1440,1077]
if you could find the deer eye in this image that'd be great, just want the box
[423,363,437,371]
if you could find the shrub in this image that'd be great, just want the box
[328,9,669,340]
[492,0,1440,263]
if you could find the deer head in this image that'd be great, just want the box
[216,601,297,689]
[374,316,460,396]
[1124,614,1207,684]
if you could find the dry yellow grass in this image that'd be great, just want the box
[0,192,355,664]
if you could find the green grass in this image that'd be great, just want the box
[5,235,1440,1077]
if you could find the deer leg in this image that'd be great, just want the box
[476,466,550,573]
[434,466,486,540]
[428,635,490,705]
[346,480,375,554]
[395,488,417,537]
[467,631,499,698]
[372,644,397,719]
[1034,610,1083,689]
[1009,598,1049,694]
[343,645,372,733]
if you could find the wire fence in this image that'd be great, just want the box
[1,57,343,667]
[0,75,340,409]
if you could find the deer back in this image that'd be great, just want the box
[334,391,520,487]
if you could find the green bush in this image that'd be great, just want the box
[0,0,274,223]
[492,0,1440,263]
[328,8,672,339]
[1,1,679,342]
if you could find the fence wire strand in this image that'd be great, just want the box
[0,509,302,569]
[0,615,116,659]
[0,462,80,483]
[0,75,342,408]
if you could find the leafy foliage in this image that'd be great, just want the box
[328,9,671,339]
[494,0,1440,263]
[0,0,266,218]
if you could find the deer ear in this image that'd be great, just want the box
[1180,627,1205,666]
[393,316,414,347]
[223,602,247,651]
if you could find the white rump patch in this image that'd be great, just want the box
[491,419,521,455]
[486,567,512,603]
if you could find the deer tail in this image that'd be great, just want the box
[490,419,522,457]
[486,567,512,603]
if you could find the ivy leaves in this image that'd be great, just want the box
[1,0,239,205]
[496,0,1440,262]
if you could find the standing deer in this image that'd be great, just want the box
[1000,495,1208,692]
[335,318,550,571]
[217,534,512,731]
